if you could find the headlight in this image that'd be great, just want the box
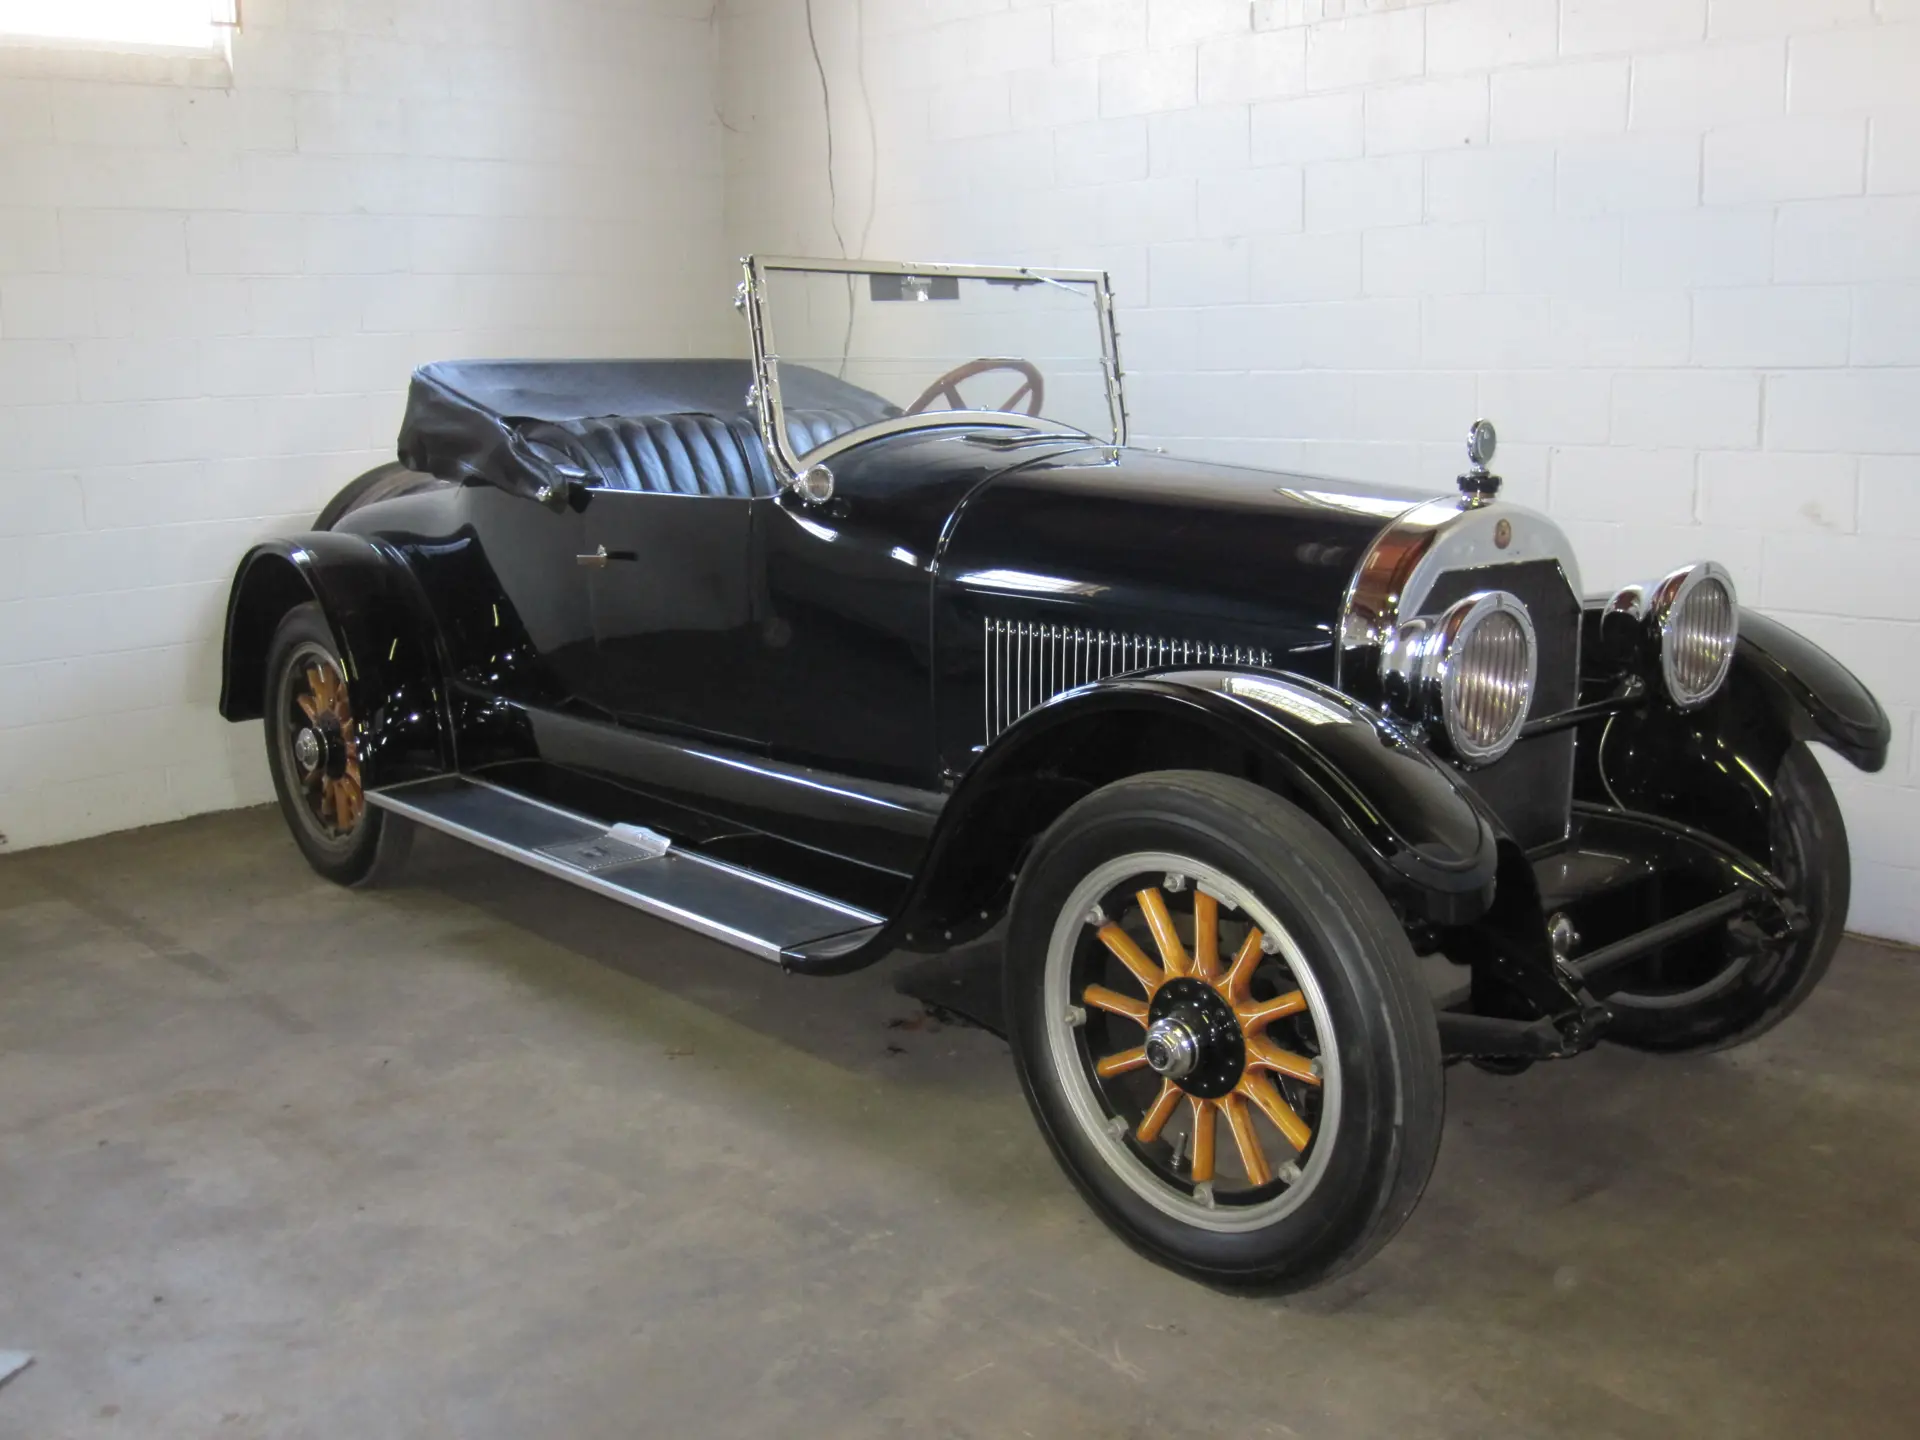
[1380,590,1537,766]
[1604,562,1739,710]
[1648,562,1738,708]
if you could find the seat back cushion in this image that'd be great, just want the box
[520,404,899,498]
[524,413,777,498]
[784,406,885,454]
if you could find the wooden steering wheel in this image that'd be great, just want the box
[906,357,1046,418]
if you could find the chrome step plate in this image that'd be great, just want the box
[536,828,670,873]
[368,775,883,962]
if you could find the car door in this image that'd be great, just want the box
[747,431,1037,791]
[750,488,935,785]
[574,486,760,745]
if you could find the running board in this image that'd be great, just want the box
[368,775,884,963]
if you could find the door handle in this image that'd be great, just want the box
[577,545,637,568]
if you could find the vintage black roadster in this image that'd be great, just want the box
[220,257,1890,1289]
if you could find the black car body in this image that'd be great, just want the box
[219,257,1890,1288]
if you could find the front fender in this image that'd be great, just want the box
[1584,605,1888,864]
[809,669,1498,972]
[218,533,451,789]
[1735,608,1890,772]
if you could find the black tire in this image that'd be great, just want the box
[1004,771,1444,1291]
[1603,743,1848,1054]
[314,461,436,531]
[263,602,412,888]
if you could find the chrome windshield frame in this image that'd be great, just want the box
[740,254,1129,497]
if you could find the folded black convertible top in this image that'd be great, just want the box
[397,358,892,498]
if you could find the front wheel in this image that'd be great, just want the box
[1005,772,1444,1291]
[1602,742,1849,1053]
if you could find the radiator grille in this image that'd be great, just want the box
[1420,560,1581,850]
[984,619,1272,741]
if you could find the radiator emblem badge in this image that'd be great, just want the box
[1494,519,1512,549]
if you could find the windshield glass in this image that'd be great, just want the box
[755,261,1118,459]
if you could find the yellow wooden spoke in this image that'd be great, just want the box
[1191,890,1219,982]
[1082,984,1149,1027]
[1094,1046,1148,1079]
[1097,923,1164,996]
[296,693,321,724]
[1238,990,1307,1035]
[1247,1035,1321,1085]
[1221,927,1264,1002]
[1239,1072,1313,1153]
[1221,1093,1273,1186]
[1136,1080,1182,1143]
[1136,886,1190,977]
[1189,1097,1216,1184]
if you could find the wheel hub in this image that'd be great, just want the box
[293,727,322,774]
[314,712,349,780]
[1143,1017,1200,1079]
[1145,978,1245,1099]
[288,653,363,835]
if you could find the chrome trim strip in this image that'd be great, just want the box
[799,411,1088,466]
[755,255,1109,284]
[741,254,1128,499]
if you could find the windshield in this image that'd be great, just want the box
[748,259,1122,471]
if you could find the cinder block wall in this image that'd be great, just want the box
[0,0,730,853]
[723,0,1920,942]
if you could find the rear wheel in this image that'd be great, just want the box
[1603,743,1848,1053]
[314,461,440,530]
[1005,772,1444,1291]
[263,602,412,887]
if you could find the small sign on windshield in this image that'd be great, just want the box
[869,273,959,302]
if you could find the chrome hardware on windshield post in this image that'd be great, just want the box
[796,464,835,504]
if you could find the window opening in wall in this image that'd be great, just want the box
[0,0,230,52]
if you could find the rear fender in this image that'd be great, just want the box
[218,533,452,788]
[800,670,1499,973]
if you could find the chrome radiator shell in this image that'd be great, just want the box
[1340,497,1584,849]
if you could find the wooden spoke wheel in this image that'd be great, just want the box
[1005,772,1443,1289]
[284,645,364,837]
[1046,854,1338,1226]
[262,601,411,888]
[905,357,1046,417]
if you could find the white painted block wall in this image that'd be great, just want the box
[721,0,1920,943]
[0,0,729,853]
[4,0,1916,948]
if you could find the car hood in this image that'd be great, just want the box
[937,445,1436,685]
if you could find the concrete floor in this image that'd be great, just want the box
[1,809,1916,1439]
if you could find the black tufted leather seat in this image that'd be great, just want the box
[783,407,882,455]
[523,407,890,499]
[531,413,776,497]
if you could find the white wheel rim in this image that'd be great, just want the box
[1041,851,1344,1234]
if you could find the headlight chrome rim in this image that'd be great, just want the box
[1380,589,1538,768]
[1645,562,1739,710]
